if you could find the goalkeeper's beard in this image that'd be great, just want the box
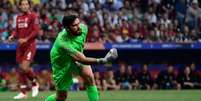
[69,28,81,36]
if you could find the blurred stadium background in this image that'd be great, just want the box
[0,0,201,100]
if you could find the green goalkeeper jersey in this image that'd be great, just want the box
[50,23,88,72]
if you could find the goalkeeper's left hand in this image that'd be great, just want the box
[97,48,118,64]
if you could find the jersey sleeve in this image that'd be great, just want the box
[58,37,78,57]
[27,13,40,41]
[80,23,88,44]
[11,16,18,37]
[80,23,88,35]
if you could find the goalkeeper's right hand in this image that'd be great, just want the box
[97,48,118,64]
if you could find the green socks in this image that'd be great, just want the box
[45,86,99,101]
[86,86,99,101]
[45,94,56,101]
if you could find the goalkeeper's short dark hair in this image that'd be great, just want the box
[62,15,78,27]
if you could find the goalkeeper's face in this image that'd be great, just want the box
[69,18,81,36]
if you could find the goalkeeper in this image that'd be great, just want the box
[45,15,118,101]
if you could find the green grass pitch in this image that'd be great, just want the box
[0,90,201,101]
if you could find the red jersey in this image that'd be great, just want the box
[12,12,39,46]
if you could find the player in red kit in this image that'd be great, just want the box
[8,0,39,99]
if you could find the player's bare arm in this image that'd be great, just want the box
[18,38,28,44]
[70,48,118,65]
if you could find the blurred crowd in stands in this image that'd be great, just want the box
[1,0,201,92]
[0,0,201,43]
[0,62,201,91]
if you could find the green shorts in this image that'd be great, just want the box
[51,62,83,91]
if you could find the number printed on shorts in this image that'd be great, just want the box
[27,51,32,60]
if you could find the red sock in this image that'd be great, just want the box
[31,80,37,87]
[18,70,28,94]
[20,85,27,94]
[26,69,37,86]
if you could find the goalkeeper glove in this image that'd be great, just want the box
[97,48,118,64]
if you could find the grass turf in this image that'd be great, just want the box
[0,90,201,101]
